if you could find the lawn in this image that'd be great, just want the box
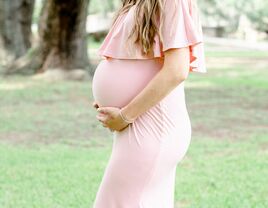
[0,48,267,208]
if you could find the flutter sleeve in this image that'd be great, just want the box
[160,0,206,73]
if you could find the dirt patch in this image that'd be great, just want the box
[187,85,268,141]
[0,132,50,147]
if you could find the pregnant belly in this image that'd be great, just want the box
[92,58,163,108]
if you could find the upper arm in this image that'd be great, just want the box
[160,0,206,74]
[162,47,190,80]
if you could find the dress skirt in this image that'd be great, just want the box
[91,58,192,208]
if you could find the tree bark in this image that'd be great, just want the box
[4,0,91,81]
[37,0,90,72]
[0,0,34,63]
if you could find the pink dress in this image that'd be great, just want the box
[91,0,206,207]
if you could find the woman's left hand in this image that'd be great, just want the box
[96,107,130,132]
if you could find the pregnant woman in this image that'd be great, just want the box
[91,0,206,207]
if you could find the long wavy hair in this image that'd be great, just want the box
[111,0,165,55]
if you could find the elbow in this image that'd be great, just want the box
[177,72,188,81]
[172,69,189,84]
[163,65,189,84]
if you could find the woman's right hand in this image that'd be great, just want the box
[92,100,115,133]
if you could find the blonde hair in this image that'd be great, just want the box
[112,0,165,55]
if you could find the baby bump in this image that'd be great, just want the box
[92,58,163,108]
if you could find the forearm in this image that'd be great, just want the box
[121,68,184,121]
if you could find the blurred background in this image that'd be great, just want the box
[0,0,267,207]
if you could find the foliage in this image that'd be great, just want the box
[200,0,268,33]
[244,0,268,32]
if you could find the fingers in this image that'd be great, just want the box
[97,117,116,133]
[97,117,107,127]
[96,114,109,127]
[96,114,105,122]
[94,104,115,132]
[96,114,115,132]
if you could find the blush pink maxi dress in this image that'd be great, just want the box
[91,0,207,207]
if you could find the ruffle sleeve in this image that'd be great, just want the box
[97,0,206,73]
[160,0,206,73]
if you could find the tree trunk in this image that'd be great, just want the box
[37,0,90,72]
[0,0,34,64]
[5,0,91,81]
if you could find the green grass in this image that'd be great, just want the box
[0,49,268,207]
[175,136,268,208]
[0,143,111,208]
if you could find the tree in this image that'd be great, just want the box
[200,0,268,36]
[5,0,91,80]
[200,0,242,34]
[0,0,35,64]
[245,0,268,34]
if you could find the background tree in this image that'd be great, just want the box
[199,0,243,34]
[200,0,268,36]
[5,0,91,81]
[0,0,35,64]
[245,0,268,34]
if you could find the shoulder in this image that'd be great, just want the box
[161,0,193,20]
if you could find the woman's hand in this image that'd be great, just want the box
[92,101,130,132]
[92,101,113,132]
[96,107,130,132]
